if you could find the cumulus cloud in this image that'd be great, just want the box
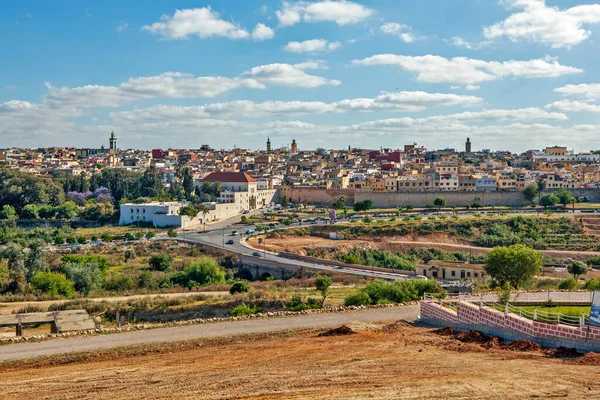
[251,23,275,40]
[554,83,600,99]
[483,0,600,48]
[276,1,374,26]
[545,99,600,113]
[241,62,340,87]
[380,23,417,43]
[142,7,250,39]
[283,39,341,53]
[352,54,582,84]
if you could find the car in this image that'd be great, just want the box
[245,229,255,234]
[226,239,234,245]
[243,210,250,214]
[252,251,262,257]
[231,230,239,236]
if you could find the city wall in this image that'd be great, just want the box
[278,187,600,208]
[421,300,600,352]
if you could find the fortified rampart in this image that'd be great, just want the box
[421,300,600,352]
[277,186,600,208]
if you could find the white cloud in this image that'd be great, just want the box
[251,23,275,40]
[545,99,600,113]
[465,85,480,91]
[554,83,600,99]
[352,54,582,84]
[276,1,374,26]
[380,23,417,43]
[241,62,340,87]
[483,0,600,48]
[283,39,341,53]
[450,36,490,50]
[116,22,128,32]
[142,7,249,40]
[110,91,483,121]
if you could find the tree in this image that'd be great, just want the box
[20,204,39,220]
[315,274,332,307]
[0,205,18,220]
[540,194,558,209]
[433,197,446,211]
[353,199,373,214]
[179,205,200,218]
[182,167,194,199]
[167,229,178,238]
[26,239,47,281]
[568,261,588,279]
[484,244,543,289]
[170,257,226,288]
[555,189,575,207]
[471,200,482,209]
[280,196,290,208]
[55,201,78,220]
[149,254,173,272]
[39,205,56,219]
[1,243,26,291]
[523,184,539,204]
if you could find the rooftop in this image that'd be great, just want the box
[202,171,257,183]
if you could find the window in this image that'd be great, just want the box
[467,272,471,277]
[131,216,133,220]
[451,270,455,277]
[130,209,133,213]
[474,273,478,278]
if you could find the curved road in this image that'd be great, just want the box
[0,305,418,362]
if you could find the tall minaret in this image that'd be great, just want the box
[465,137,472,153]
[291,139,297,154]
[109,130,118,153]
[266,137,271,153]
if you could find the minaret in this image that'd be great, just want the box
[291,139,297,154]
[266,137,271,153]
[109,130,118,153]
[465,137,472,153]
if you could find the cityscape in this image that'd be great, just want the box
[3,0,600,398]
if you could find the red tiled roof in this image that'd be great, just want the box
[201,171,257,183]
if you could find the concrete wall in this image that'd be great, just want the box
[421,300,600,352]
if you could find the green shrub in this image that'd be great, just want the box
[146,231,155,239]
[54,235,65,245]
[558,278,578,290]
[77,236,87,244]
[148,254,173,271]
[167,229,178,238]
[170,257,226,288]
[32,272,74,297]
[125,232,135,241]
[137,270,156,289]
[231,303,262,316]
[61,254,108,273]
[349,279,443,305]
[229,281,250,294]
[66,236,76,244]
[104,275,134,292]
[61,262,102,295]
[125,248,137,261]
[344,290,371,306]
[100,233,111,242]
[583,279,600,291]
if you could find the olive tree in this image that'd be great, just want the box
[315,274,333,307]
[568,261,588,280]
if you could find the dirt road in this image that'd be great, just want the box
[2,319,600,399]
[0,305,418,362]
[0,291,228,315]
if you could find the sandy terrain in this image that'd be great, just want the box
[250,234,600,261]
[2,322,600,399]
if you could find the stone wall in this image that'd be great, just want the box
[421,300,600,352]
[355,190,526,208]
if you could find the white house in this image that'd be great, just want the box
[201,172,277,213]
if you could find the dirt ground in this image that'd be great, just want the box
[250,234,600,261]
[2,322,600,399]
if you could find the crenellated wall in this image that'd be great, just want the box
[420,300,600,352]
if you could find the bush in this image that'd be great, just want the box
[167,229,178,238]
[77,236,87,244]
[146,231,155,239]
[344,290,371,306]
[346,279,443,305]
[100,233,111,242]
[61,254,108,273]
[229,281,250,294]
[558,278,578,290]
[91,235,98,242]
[148,254,173,272]
[125,248,137,261]
[231,303,262,316]
[583,279,600,291]
[170,257,226,288]
[54,235,65,245]
[104,275,134,292]
[125,232,135,241]
[31,272,74,297]
[66,236,76,244]
[61,262,103,295]
[137,270,156,289]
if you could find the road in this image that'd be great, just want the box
[0,305,418,361]
[179,211,408,281]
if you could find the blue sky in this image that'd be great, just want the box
[2,0,600,152]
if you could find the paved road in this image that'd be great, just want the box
[0,305,418,362]
[180,217,408,281]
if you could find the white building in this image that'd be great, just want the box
[476,176,498,192]
[202,172,277,213]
